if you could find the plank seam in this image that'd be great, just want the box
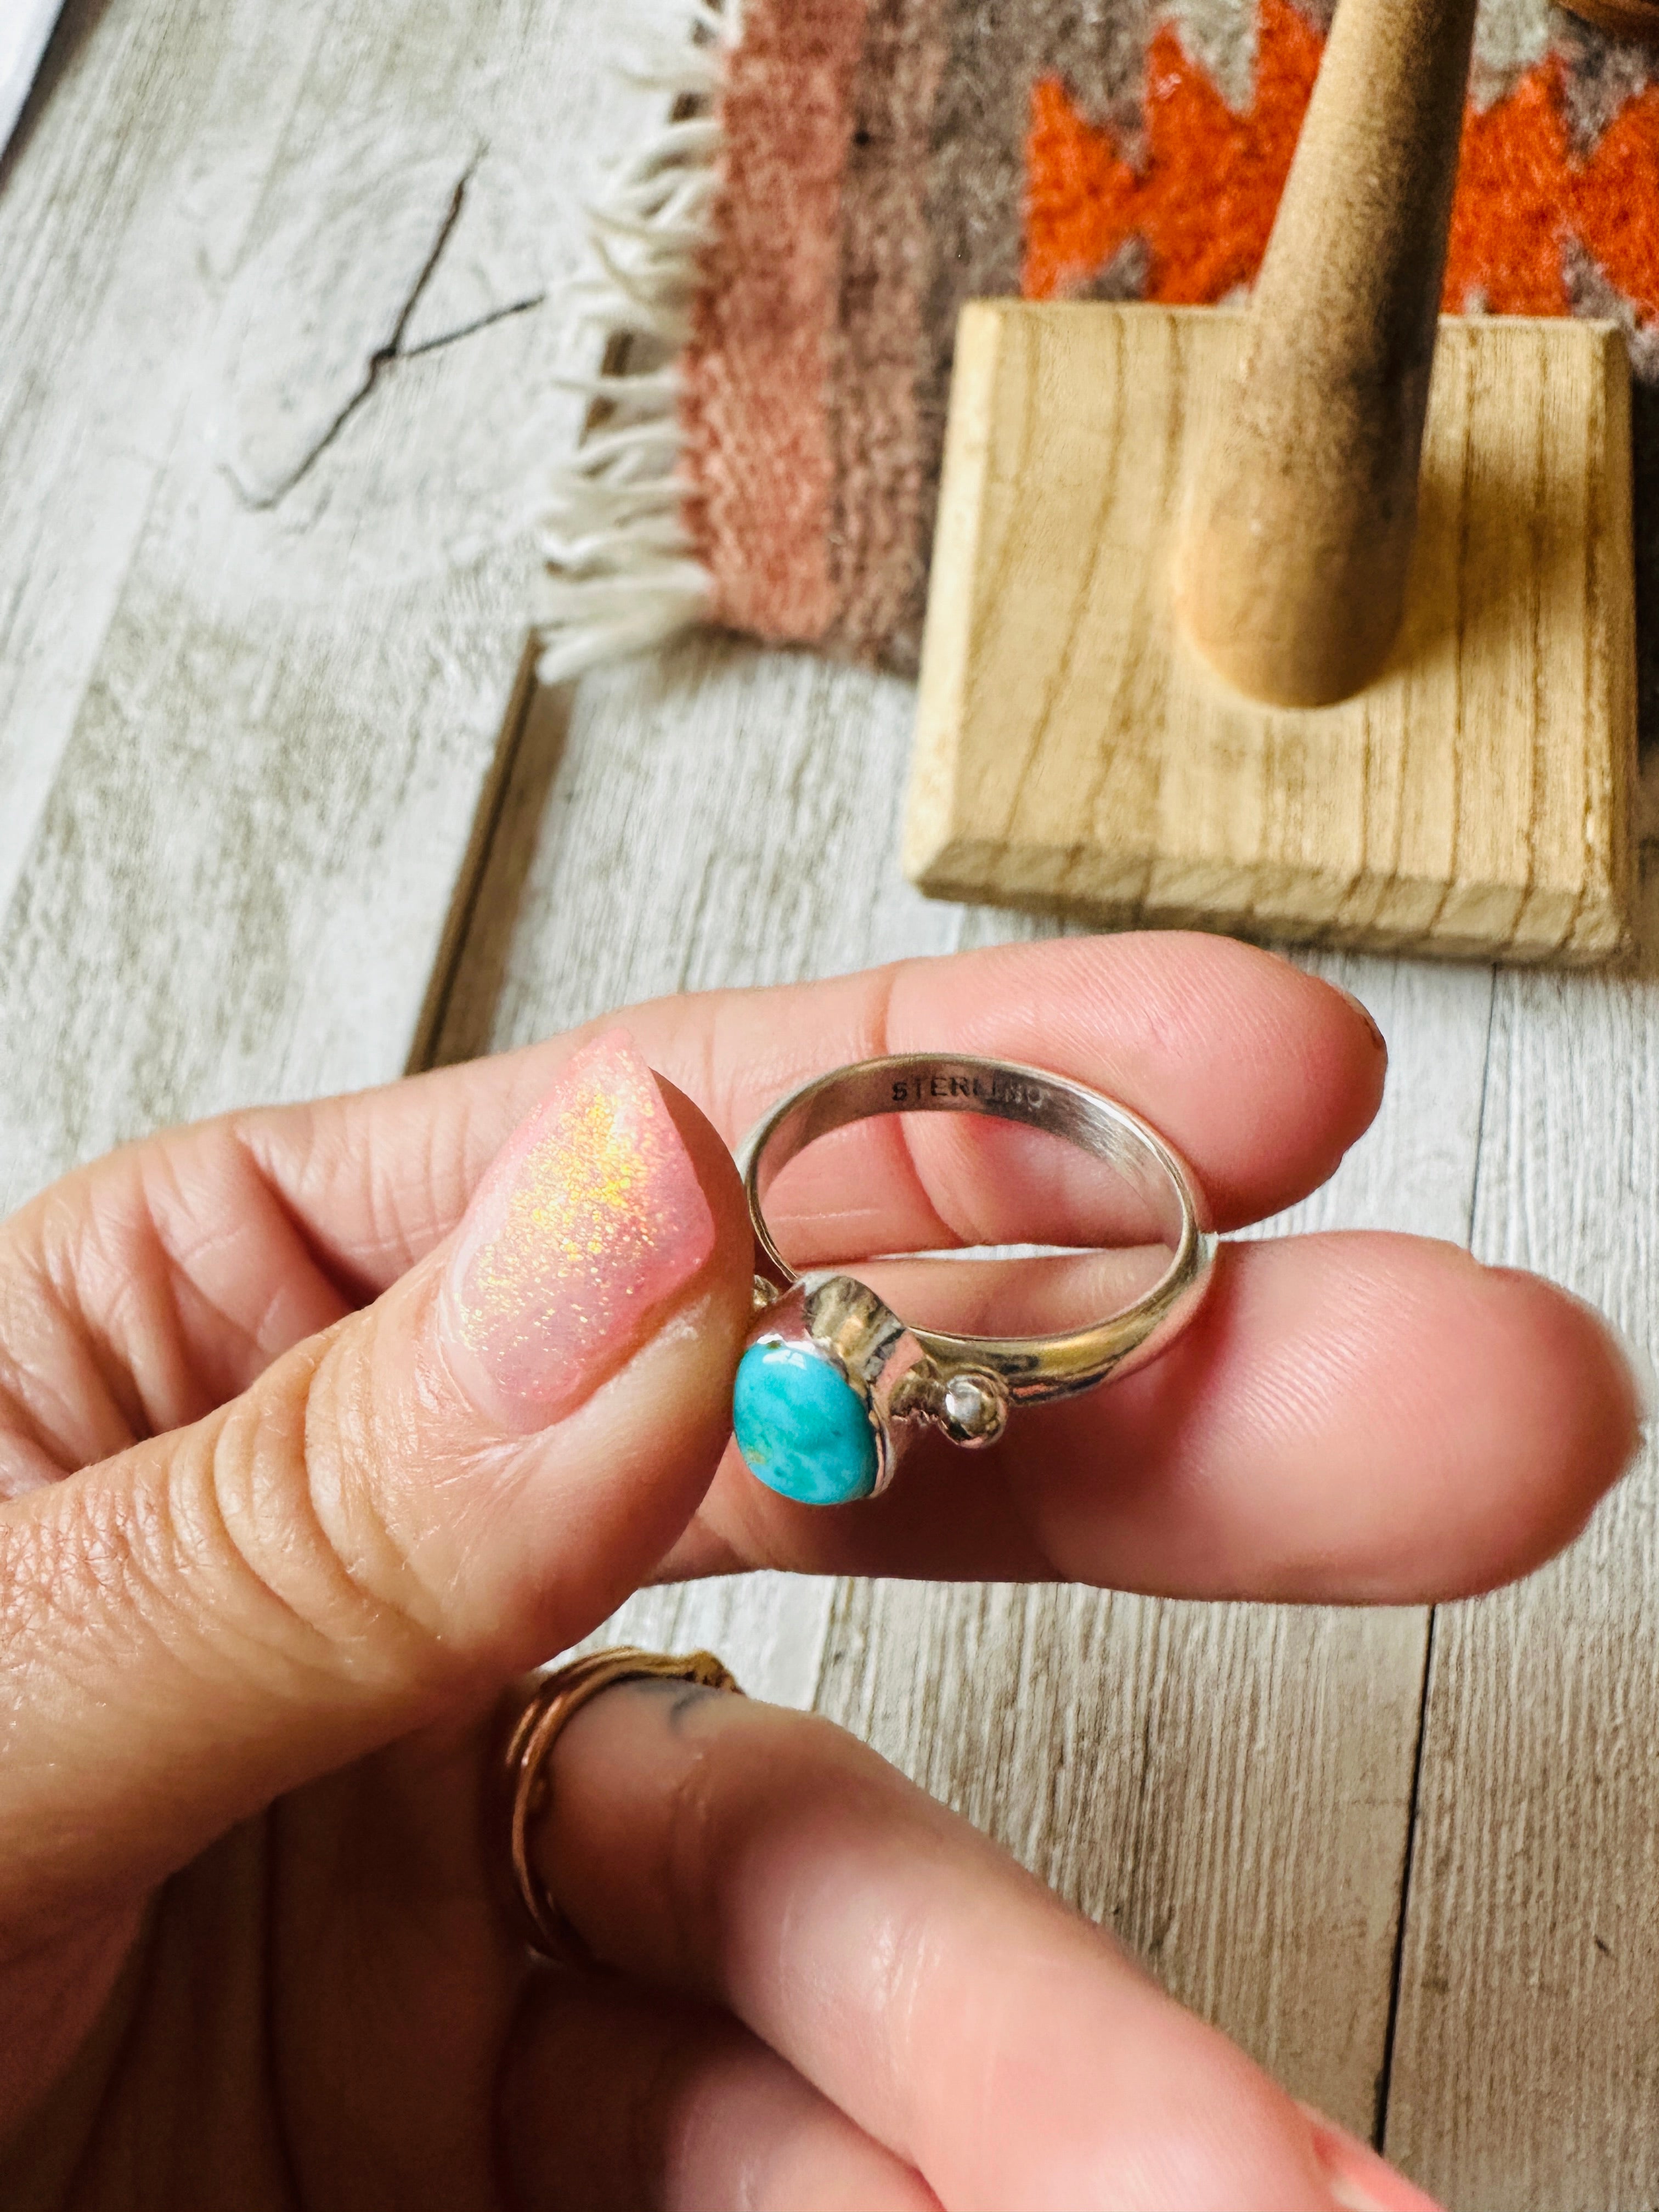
[405,637,541,1076]
[233,149,484,511]
[1373,968,1500,2148]
[1372,1608,1437,2150]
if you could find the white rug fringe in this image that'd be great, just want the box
[534,1,733,686]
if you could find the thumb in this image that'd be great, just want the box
[0,1032,752,1939]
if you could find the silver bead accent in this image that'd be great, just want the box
[932,1369,1009,1448]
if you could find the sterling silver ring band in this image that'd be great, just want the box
[730,1053,1216,1506]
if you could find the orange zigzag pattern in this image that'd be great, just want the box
[1024,0,1659,332]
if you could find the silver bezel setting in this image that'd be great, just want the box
[746,1272,1014,1496]
[746,1273,924,1497]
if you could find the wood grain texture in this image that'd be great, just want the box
[450,634,1494,2140]
[575,1573,838,1714]
[908,302,1636,965]
[819,1584,1426,2128]
[1383,854,1659,2208]
[0,0,657,1210]
[1175,0,1479,704]
[0,0,332,916]
[13,3,1647,2187]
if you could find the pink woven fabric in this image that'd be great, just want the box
[823,0,951,664]
[680,0,869,641]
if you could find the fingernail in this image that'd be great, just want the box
[1339,986,1389,1062]
[1301,2107,1444,2212]
[441,1030,716,1429]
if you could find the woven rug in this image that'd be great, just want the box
[537,0,1659,684]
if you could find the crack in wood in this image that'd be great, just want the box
[232,146,539,511]
[399,291,544,360]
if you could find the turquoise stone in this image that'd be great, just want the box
[733,1339,879,1505]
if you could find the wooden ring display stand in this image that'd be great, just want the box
[904,0,1639,965]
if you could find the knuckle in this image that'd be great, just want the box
[189,1314,454,1696]
[0,1279,479,1726]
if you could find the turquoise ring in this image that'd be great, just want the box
[731,1053,1216,1506]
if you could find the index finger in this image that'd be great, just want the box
[0,936,1379,1479]
[516,1675,1437,2212]
[245,933,1385,1293]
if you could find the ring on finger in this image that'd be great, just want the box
[498,1646,743,1965]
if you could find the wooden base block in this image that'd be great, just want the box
[905,304,1637,964]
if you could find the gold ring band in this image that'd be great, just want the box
[498,1645,743,1964]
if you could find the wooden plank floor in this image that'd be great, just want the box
[4,3,1658,2204]
[1385,891,1659,2207]
[440,640,1499,2146]
[0,0,661,1209]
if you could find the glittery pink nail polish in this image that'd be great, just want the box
[441,1031,716,1429]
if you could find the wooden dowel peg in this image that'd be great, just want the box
[1173,0,1482,707]
[907,0,1636,963]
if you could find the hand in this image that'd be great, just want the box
[0,935,1635,2208]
